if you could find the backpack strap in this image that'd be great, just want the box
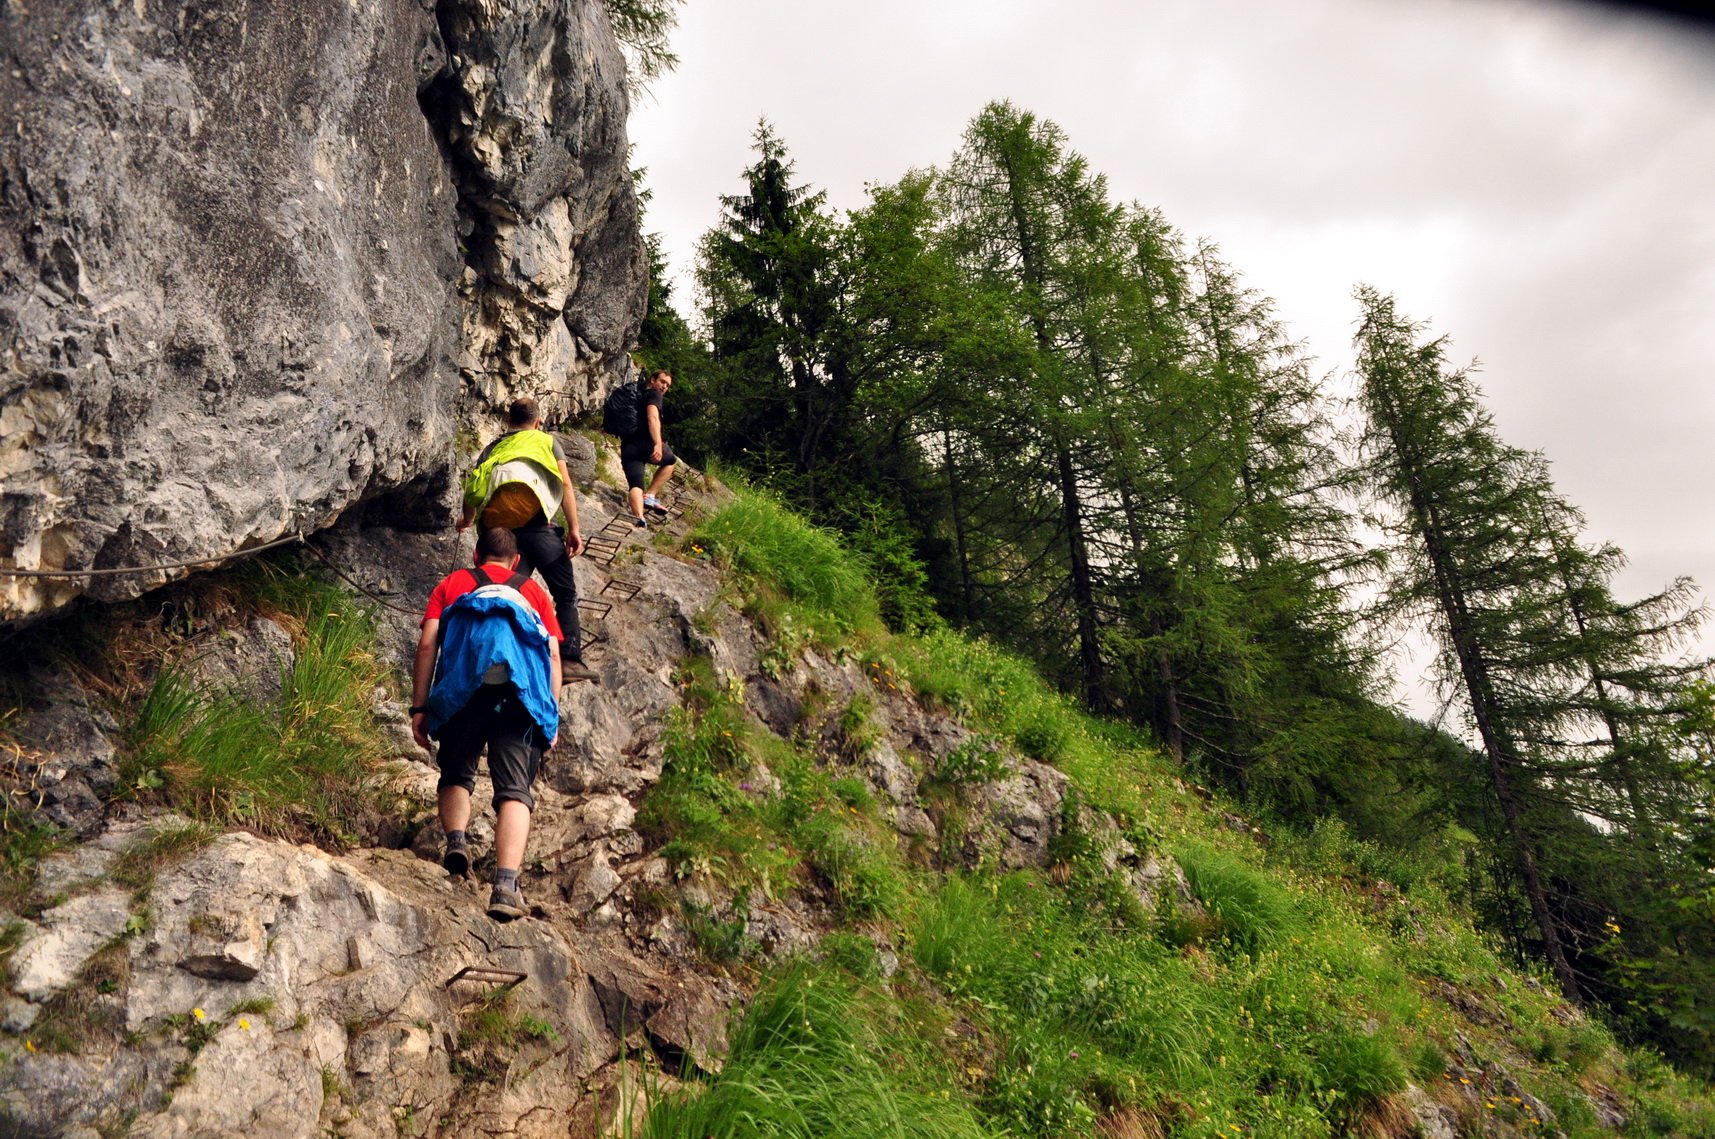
[435,566,500,651]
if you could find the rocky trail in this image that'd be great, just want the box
[3,436,1153,1138]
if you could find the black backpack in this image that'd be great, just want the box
[601,380,644,437]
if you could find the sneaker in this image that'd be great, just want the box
[562,658,599,683]
[643,495,669,517]
[632,515,648,529]
[442,833,470,877]
[487,884,527,921]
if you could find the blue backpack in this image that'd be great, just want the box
[425,569,558,740]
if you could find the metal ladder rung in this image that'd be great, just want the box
[444,965,527,989]
[601,579,640,601]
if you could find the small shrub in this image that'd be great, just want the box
[925,738,1008,796]
[820,931,882,980]
[836,693,879,760]
[683,896,756,964]
[1177,844,1301,953]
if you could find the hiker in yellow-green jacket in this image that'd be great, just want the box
[457,397,598,683]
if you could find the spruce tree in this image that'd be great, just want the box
[1354,286,1711,1003]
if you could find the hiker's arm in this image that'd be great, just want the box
[557,458,583,556]
[410,620,439,751]
[647,402,663,463]
[547,645,562,748]
[456,466,483,532]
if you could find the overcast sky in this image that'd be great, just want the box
[628,0,1715,709]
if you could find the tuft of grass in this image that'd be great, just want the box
[636,961,996,1139]
[451,988,559,1086]
[692,490,883,647]
[0,794,63,910]
[109,821,217,893]
[119,591,393,845]
[1176,843,1303,954]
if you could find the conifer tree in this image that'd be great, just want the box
[1354,287,1710,1002]
[936,101,1126,706]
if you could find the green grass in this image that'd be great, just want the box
[109,821,218,893]
[628,483,1715,1137]
[119,587,394,845]
[1,793,64,910]
[451,987,559,1085]
[635,961,997,1139]
[691,488,884,649]
[638,655,910,922]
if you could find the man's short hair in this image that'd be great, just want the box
[648,369,671,384]
[475,527,519,561]
[508,397,540,427]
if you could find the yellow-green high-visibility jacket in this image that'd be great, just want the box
[462,430,565,528]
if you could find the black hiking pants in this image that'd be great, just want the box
[513,513,582,662]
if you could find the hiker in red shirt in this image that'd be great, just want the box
[409,527,562,920]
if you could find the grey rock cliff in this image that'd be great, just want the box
[0,0,646,621]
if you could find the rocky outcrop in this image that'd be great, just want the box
[0,0,646,622]
[424,0,646,421]
[1,472,1181,1135]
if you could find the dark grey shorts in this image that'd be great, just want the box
[434,687,545,810]
[620,435,677,490]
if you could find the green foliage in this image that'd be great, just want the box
[120,593,392,844]
[818,931,882,980]
[639,962,996,1139]
[1177,844,1304,954]
[682,895,756,964]
[0,793,63,909]
[452,988,558,1085]
[692,488,883,644]
[601,0,681,88]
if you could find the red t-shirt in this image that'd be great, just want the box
[422,563,563,642]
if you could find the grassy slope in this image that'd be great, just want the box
[636,485,1715,1139]
[4,489,1711,1137]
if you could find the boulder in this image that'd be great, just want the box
[0,0,646,622]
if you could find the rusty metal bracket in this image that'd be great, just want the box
[443,965,527,990]
[601,579,640,602]
[576,598,613,620]
[584,535,623,565]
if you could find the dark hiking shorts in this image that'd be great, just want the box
[434,687,546,810]
[620,435,677,490]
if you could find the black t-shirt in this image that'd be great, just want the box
[632,387,665,442]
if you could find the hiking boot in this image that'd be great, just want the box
[442,832,470,877]
[643,495,669,518]
[487,884,527,921]
[562,658,599,684]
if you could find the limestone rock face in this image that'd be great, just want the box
[425,0,647,423]
[0,0,645,622]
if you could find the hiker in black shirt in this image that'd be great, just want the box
[620,370,676,526]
